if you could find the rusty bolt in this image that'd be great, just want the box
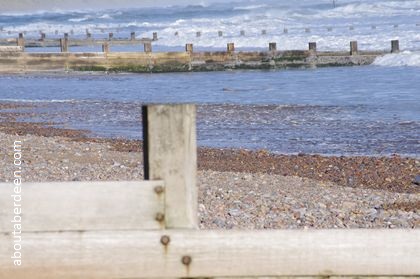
[160,235,170,246]
[181,255,192,266]
[154,186,164,194]
[155,212,165,222]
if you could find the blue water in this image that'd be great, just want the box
[0,66,419,157]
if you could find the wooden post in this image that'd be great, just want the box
[227,42,235,53]
[240,30,245,36]
[102,42,109,53]
[283,28,288,34]
[153,32,158,41]
[196,31,201,37]
[142,104,197,229]
[218,31,223,37]
[269,42,277,52]
[309,42,317,54]
[350,41,358,55]
[40,32,46,41]
[130,32,135,40]
[185,43,193,54]
[64,33,69,40]
[86,32,91,39]
[17,33,24,50]
[60,38,68,52]
[391,40,399,53]
[262,29,267,35]
[144,42,152,53]
[108,32,113,40]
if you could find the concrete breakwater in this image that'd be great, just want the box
[0,39,399,73]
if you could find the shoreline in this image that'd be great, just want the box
[0,116,418,194]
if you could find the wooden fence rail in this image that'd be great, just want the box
[0,104,419,278]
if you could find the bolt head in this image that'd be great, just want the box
[181,255,192,266]
[160,235,170,246]
[154,186,164,194]
[155,213,165,222]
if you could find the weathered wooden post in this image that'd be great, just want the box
[130,32,136,40]
[391,40,399,53]
[227,42,235,54]
[283,28,288,34]
[40,32,46,41]
[108,32,113,40]
[218,31,223,37]
[153,32,158,41]
[60,37,68,52]
[144,42,152,53]
[17,33,24,50]
[309,42,317,55]
[142,104,197,229]
[269,42,277,52]
[240,30,245,36]
[262,29,267,35]
[185,43,193,54]
[64,32,69,40]
[305,28,310,33]
[350,41,358,55]
[102,42,109,53]
[196,31,201,37]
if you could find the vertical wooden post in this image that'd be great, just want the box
[108,32,113,40]
[309,42,317,55]
[153,32,158,41]
[185,43,193,54]
[17,33,24,50]
[350,41,358,55]
[262,30,267,35]
[227,43,235,53]
[144,42,152,53]
[102,42,109,53]
[142,104,197,229]
[283,28,288,34]
[391,40,399,53]
[196,31,201,37]
[40,32,46,41]
[218,31,223,37]
[130,32,135,40]
[240,30,245,36]
[269,42,277,52]
[60,34,68,52]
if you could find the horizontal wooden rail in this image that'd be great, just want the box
[0,230,418,278]
[0,181,165,232]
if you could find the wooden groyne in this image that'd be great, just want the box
[0,38,400,73]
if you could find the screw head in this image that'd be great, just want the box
[155,213,165,222]
[160,235,170,246]
[154,186,164,194]
[181,255,192,266]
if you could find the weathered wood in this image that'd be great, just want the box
[0,230,418,278]
[391,40,400,53]
[185,43,193,53]
[0,181,165,232]
[269,42,277,51]
[0,46,23,52]
[143,104,197,229]
[350,41,358,55]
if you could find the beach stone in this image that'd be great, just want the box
[413,175,420,186]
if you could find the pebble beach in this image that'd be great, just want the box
[1,122,419,229]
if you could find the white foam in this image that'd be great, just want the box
[373,51,420,67]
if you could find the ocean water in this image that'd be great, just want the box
[0,1,419,157]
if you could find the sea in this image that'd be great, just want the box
[0,0,419,157]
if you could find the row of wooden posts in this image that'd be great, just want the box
[15,31,401,54]
[3,22,420,38]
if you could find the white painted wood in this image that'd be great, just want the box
[0,230,418,278]
[143,104,197,229]
[0,181,165,232]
